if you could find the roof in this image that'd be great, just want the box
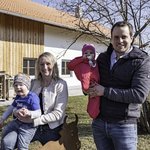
[0,0,110,37]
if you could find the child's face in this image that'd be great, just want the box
[83,49,94,60]
[14,82,29,97]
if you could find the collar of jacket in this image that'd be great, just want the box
[106,45,148,60]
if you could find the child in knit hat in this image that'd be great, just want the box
[0,73,41,150]
[67,44,100,119]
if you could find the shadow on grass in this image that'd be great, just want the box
[78,123,92,137]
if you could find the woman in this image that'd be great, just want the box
[30,52,68,145]
[15,52,68,146]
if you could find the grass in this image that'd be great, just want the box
[0,96,150,150]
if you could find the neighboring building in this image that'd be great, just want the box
[0,0,110,98]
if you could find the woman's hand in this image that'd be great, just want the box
[20,108,31,117]
[13,109,23,118]
[14,108,33,123]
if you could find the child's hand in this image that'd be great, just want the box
[14,108,32,123]
[13,109,26,119]
[82,54,87,60]
[14,108,31,122]
[87,55,93,60]
[19,108,31,117]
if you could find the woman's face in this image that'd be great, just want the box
[39,56,53,77]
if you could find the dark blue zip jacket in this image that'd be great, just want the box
[97,46,150,123]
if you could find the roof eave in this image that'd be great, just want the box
[0,9,82,32]
[0,9,109,39]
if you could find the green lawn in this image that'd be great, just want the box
[0,96,150,150]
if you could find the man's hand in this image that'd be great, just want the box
[88,83,105,97]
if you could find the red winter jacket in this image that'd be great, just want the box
[67,56,100,91]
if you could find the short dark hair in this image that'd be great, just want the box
[111,21,134,37]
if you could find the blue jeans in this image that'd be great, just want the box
[31,124,62,145]
[92,118,137,150]
[1,119,37,150]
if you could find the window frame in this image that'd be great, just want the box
[23,58,37,76]
[61,59,72,76]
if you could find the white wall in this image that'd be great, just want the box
[44,25,107,95]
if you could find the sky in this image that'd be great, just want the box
[32,0,46,5]
[32,0,150,50]
[32,0,62,7]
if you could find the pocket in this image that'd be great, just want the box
[128,103,141,117]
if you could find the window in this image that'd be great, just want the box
[23,58,37,75]
[61,60,70,75]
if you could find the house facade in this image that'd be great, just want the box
[44,25,107,95]
[0,0,109,98]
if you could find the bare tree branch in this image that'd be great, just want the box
[45,0,150,50]
[56,33,84,60]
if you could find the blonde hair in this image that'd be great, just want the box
[35,52,60,81]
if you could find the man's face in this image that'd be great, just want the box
[111,25,133,54]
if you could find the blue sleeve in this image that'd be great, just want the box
[30,93,41,110]
[11,96,19,107]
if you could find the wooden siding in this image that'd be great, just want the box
[0,13,44,76]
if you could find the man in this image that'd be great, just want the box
[89,21,150,150]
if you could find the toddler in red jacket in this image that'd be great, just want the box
[67,44,100,119]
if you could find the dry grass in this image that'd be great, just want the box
[0,96,150,150]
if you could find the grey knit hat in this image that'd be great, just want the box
[14,73,31,89]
